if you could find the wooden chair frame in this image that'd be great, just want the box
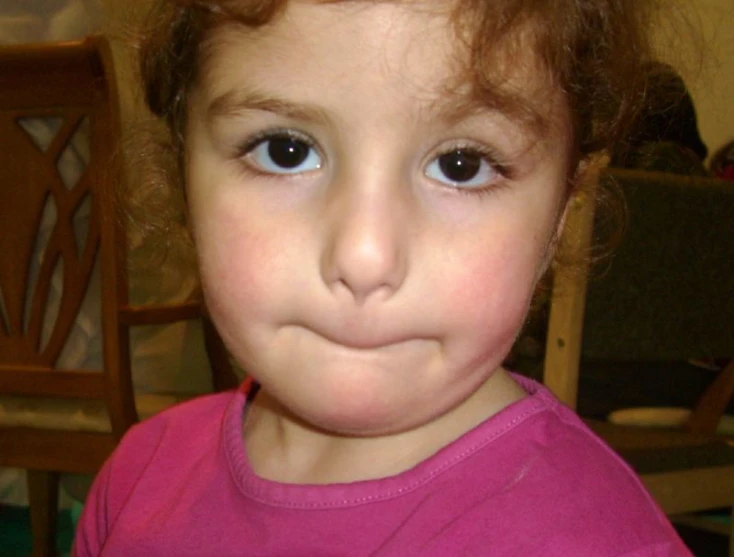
[544,165,734,555]
[0,37,237,556]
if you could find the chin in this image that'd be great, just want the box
[277,367,482,438]
[269,371,431,437]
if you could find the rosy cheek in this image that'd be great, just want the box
[445,243,538,349]
[196,210,276,321]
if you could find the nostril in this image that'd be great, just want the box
[322,234,407,304]
[337,277,395,305]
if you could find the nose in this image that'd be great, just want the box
[320,177,408,305]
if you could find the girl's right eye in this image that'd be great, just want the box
[243,133,322,175]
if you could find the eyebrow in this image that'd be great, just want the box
[425,88,549,134]
[206,87,331,125]
[206,83,552,137]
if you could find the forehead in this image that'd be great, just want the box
[201,3,456,93]
[195,1,567,134]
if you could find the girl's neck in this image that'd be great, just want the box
[242,368,526,485]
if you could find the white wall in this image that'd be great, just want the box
[662,0,734,158]
[101,0,734,158]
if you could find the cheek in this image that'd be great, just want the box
[193,203,283,327]
[440,231,545,356]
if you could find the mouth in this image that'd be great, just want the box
[291,324,429,352]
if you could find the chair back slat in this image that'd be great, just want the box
[0,43,101,107]
[0,38,135,434]
[0,55,105,369]
[0,366,106,399]
[0,116,49,343]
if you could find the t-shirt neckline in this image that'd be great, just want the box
[223,374,552,509]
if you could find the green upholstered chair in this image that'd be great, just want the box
[544,167,734,554]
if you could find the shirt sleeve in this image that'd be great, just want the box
[72,455,115,557]
[71,414,170,556]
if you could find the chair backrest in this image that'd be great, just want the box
[0,37,136,435]
[544,168,734,408]
[582,169,734,361]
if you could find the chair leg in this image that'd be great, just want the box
[26,470,60,557]
[729,507,734,557]
[687,359,734,435]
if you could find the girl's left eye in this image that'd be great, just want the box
[244,133,322,175]
[424,148,499,189]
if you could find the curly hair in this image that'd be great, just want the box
[129,0,661,299]
[138,0,659,166]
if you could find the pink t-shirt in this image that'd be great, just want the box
[73,375,691,556]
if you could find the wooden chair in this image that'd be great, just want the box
[0,37,237,556]
[544,166,734,554]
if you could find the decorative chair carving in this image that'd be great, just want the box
[0,37,237,556]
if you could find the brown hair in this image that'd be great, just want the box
[130,0,660,299]
[139,0,659,169]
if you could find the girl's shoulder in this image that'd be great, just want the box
[93,388,244,502]
[74,389,245,556]
[120,388,243,456]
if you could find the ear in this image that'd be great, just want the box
[537,152,608,278]
[536,166,580,278]
[537,198,571,279]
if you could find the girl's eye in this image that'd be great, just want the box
[244,134,322,175]
[424,148,499,189]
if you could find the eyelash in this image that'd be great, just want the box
[236,127,320,178]
[430,141,513,197]
[234,129,514,196]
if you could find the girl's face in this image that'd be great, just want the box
[186,1,573,436]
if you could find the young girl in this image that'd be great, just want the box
[75,0,692,555]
